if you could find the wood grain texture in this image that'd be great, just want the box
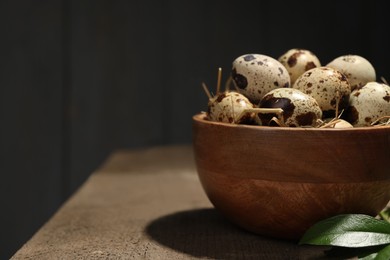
[193,113,390,239]
[11,146,330,259]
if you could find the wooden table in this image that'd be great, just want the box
[12,145,333,259]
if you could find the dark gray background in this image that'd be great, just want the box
[1,0,388,258]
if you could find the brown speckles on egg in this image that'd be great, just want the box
[232,69,248,89]
[339,73,348,82]
[232,54,290,103]
[259,88,322,127]
[260,96,295,123]
[293,67,351,116]
[342,56,356,63]
[278,49,321,85]
[326,55,376,91]
[305,61,316,71]
[287,53,299,67]
[354,85,365,91]
[244,54,256,62]
[345,82,390,126]
[216,93,227,102]
[207,91,255,124]
[383,95,390,102]
[330,98,337,107]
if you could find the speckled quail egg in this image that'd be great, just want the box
[321,118,354,128]
[332,119,354,128]
[278,48,321,85]
[259,88,322,127]
[344,82,390,127]
[293,67,351,118]
[207,91,256,124]
[326,55,376,91]
[231,54,290,104]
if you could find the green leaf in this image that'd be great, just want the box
[359,252,378,260]
[374,244,390,260]
[299,214,390,247]
[325,245,384,259]
[379,208,390,223]
[359,244,390,260]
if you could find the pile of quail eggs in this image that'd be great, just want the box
[204,49,390,128]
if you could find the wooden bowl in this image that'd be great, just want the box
[192,113,390,240]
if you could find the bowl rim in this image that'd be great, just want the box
[193,113,390,132]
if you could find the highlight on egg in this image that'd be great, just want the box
[326,54,376,91]
[278,48,321,85]
[231,54,290,104]
[293,67,351,118]
[344,82,390,126]
[259,88,322,127]
[206,91,257,124]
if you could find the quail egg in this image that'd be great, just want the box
[278,48,321,85]
[231,54,290,104]
[344,82,390,126]
[326,55,376,91]
[207,91,256,124]
[331,119,354,128]
[321,118,354,128]
[293,67,351,118]
[259,88,322,127]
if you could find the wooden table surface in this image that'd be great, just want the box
[12,145,337,259]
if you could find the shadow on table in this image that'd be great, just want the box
[145,208,329,260]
